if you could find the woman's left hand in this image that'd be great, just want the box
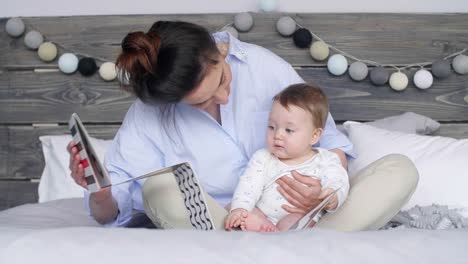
[275,170,323,214]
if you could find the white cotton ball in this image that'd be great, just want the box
[413,69,433,90]
[327,54,348,76]
[259,0,277,12]
[58,53,79,74]
[452,54,468,75]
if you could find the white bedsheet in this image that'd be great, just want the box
[1,199,467,264]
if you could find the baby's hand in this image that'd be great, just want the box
[224,208,248,230]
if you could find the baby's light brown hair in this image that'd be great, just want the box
[273,83,329,129]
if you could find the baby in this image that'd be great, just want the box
[225,83,349,232]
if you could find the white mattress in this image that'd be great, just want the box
[1,199,467,264]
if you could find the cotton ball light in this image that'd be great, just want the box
[58,53,79,74]
[293,28,312,48]
[348,61,368,81]
[327,54,348,76]
[37,42,57,62]
[5,17,25,37]
[234,13,254,32]
[431,59,451,79]
[223,26,238,39]
[413,69,433,90]
[370,67,389,86]
[452,54,468,75]
[99,62,117,81]
[78,57,98,76]
[259,0,277,12]
[276,16,296,37]
[389,71,408,91]
[309,41,329,61]
[24,30,44,50]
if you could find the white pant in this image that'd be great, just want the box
[142,154,419,231]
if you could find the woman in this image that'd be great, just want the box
[68,21,418,230]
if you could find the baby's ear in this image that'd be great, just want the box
[310,128,323,145]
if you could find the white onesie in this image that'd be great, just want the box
[231,148,349,224]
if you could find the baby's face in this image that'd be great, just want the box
[266,101,320,162]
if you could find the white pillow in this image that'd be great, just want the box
[38,135,112,203]
[344,121,468,210]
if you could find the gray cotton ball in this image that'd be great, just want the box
[276,16,296,37]
[431,59,451,79]
[24,30,44,50]
[452,54,468,75]
[348,61,368,81]
[370,67,390,86]
[234,13,254,32]
[6,17,25,37]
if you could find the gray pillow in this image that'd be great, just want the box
[338,112,441,135]
[366,112,440,135]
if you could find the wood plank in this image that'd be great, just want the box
[0,71,135,123]
[433,124,468,139]
[1,14,468,68]
[297,68,468,122]
[0,126,7,178]
[0,181,39,211]
[1,123,467,180]
[2,125,119,180]
[2,68,467,123]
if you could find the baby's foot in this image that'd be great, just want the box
[240,213,278,232]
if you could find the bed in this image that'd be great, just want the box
[1,13,468,263]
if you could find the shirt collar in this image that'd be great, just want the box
[212,31,248,63]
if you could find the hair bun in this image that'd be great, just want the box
[117,31,161,84]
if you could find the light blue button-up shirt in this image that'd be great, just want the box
[85,32,355,226]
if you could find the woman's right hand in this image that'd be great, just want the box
[66,141,112,204]
[67,141,87,188]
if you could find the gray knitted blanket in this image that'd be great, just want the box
[383,204,468,230]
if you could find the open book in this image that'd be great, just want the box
[68,113,217,229]
[68,113,337,231]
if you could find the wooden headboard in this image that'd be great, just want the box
[1,13,467,210]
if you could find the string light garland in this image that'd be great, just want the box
[4,17,118,81]
[291,17,468,91]
[224,13,468,92]
[6,14,468,91]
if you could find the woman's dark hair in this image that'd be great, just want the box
[116,21,221,105]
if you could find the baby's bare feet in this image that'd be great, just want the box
[240,212,278,232]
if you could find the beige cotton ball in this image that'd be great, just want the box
[38,42,58,62]
[99,62,117,81]
[389,71,409,91]
[309,41,329,61]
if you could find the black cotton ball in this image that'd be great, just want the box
[78,57,98,76]
[293,28,312,48]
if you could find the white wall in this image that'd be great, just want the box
[3,0,468,17]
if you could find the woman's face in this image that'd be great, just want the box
[183,54,232,110]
